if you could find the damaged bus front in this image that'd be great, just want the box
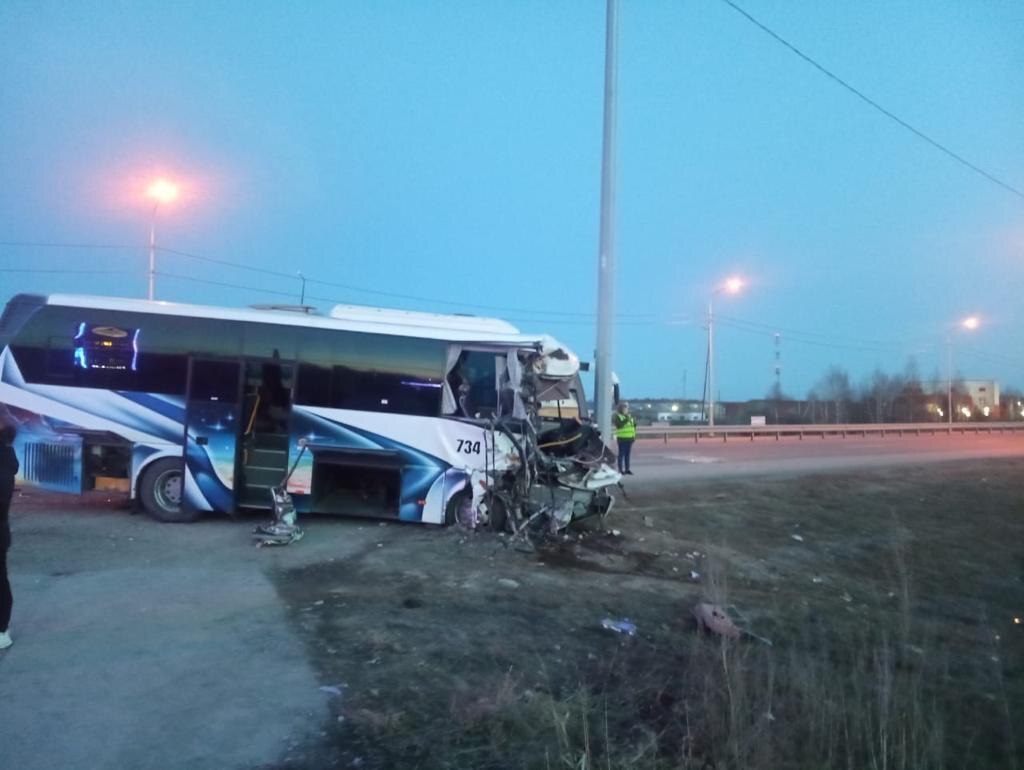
[439,335,621,533]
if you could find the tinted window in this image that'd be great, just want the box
[332,366,443,415]
[8,305,447,415]
[189,360,241,402]
[295,363,331,407]
[327,334,445,416]
[294,331,444,416]
[9,305,244,395]
[242,322,298,361]
[449,350,499,418]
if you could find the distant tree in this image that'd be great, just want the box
[1002,387,1024,421]
[814,366,853,423]
[860,368,903,423]
[897,357,925,421]
[765,381,790,424]
[805,388,821,424]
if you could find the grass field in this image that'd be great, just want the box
[269,459,1024,769]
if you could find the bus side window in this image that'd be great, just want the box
[295,363,331,407]
[451,351,499,418]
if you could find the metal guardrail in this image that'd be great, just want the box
[636,421,1024,443]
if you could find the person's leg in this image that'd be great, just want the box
[616,439,625,473]
[621,439,633,473]
[0,535,11,635]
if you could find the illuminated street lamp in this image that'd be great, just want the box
[146,178,180,301]
[707,276,744,428]
[947,315,980,426]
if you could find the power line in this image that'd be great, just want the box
[157,244,659,317]
[715,316,917,354]
[153,270,684,327]
[2,238,660,319]
[957,344,1024,368]
[716,312,929,348]
[0,267,132,275]
[155,246,297,280]
[0,240,137,251]
[155,271,298,299]
[717,0,1024,201]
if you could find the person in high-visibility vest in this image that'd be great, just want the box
[612,401,637,475]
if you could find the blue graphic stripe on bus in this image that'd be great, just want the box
[290,409,448,522]
[184,399,238,512]
[186,447,235,512]
[117,392,186,425]
[0,346,26,386]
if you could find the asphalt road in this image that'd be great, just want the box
[0,502,385,770]
[628,431,1024,481]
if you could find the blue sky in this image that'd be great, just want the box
[1,0,1021,400]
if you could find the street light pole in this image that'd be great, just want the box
[946,333,953,426]
[144,178,180,301]
[707,296,716,428]
[706,276,743,429]
[946,315,980,425]
[148,204,158,301]
[594,0,619,446]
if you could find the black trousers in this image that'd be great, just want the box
[0,531,10,633]
[1,480,11,633]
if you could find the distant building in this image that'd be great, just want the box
[628,398,721,424]
[923,379,999,418]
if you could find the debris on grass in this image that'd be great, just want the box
[790,534,805,542]
[601,618,637,636]
[498,578,520,589]
[693,602,741,639]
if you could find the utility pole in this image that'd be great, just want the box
[946,334,953,426]
[594,0,619,446]
[148,206,157,301]
[707,298,716,427]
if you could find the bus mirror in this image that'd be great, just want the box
[613,383,621,405]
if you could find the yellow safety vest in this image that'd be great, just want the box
[613,413,636,440]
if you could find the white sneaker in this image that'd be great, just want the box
[0,631,12,650]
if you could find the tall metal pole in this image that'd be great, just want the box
[708,297,715,428]
[148,204,158,301]
[595,0,619,445]
[946,334,952,425]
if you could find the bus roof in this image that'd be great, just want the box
[39,293,539,344]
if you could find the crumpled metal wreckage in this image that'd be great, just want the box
[252,485,304,546]
[443,342,623,540]
[253,442,307,547]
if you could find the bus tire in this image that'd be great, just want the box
[482,492,509,533]
[139,458,198,523]
[444,490,471,527]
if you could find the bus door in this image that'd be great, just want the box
[183,357,244,514]
[238,360,294,509]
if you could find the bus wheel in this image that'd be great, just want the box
[481,492,510,533]
[444,490,472,527]
[140,459,198,523]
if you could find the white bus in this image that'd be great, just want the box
[0,293,618,528]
